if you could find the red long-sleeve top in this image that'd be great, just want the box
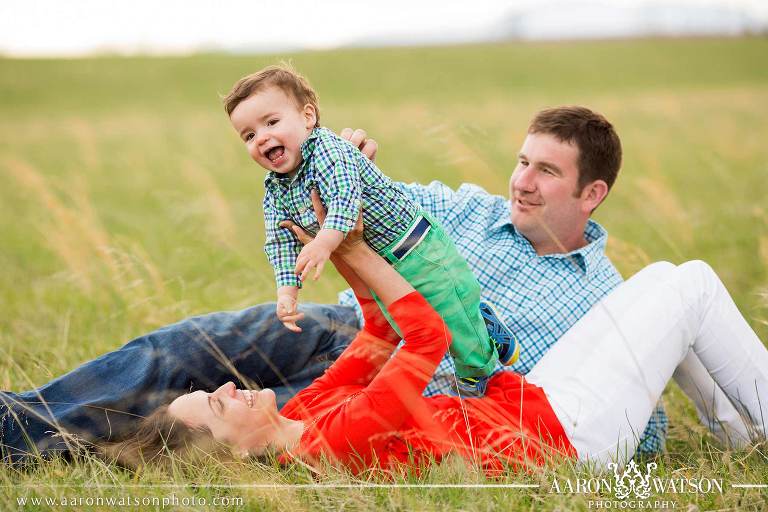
[280,292,575,475]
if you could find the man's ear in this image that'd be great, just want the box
[580,179,609,214]
[303,104,317,129]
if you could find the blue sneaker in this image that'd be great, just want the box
[457,375,489,398]
[480,300,520,366]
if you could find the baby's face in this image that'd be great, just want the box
[229,86,316,175]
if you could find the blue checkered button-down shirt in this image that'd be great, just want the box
[264,127,419,289]
[339,180,668,455]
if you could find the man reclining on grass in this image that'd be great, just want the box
[1,106,749,464]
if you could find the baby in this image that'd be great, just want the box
[224,65,518,395]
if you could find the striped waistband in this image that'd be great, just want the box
[388,215,432,262]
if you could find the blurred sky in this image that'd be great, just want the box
[1,0,767,57]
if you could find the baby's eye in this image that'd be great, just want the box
[519,160,529,167]
[245,133,254,142]
[267,119,279,126]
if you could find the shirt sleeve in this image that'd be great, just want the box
[393,180,464,224]
[337,288,364,327]
[394,180,499,234]
[312,136,362,235]
[635,403,668,455]
[263,191,302,289]
[288,292,450,464]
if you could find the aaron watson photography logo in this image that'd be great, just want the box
[549,460,724,509]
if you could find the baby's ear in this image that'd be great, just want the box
[303,104,317,128]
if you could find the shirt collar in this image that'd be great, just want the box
[497,207,608,277]
[491,201,513,232]
[536,220,608,277]
[264,127,321,187]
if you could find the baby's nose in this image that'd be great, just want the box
[256,131,270,146]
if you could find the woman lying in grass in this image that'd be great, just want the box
[104,199,768,474]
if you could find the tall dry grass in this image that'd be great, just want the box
[1,38,767,510]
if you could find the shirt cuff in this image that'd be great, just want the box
[275,268,301,289]
[322,200,360,234]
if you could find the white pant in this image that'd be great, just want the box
[526,261,768,466]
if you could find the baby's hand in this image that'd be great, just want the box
[295,240,332,282]
[277,294,303,333]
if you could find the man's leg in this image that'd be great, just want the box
[579,262,749,448]
[0,303,359,463]
[526,261,767,466]
[673,350,752,448]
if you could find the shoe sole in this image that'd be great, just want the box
[480,301,520,366]
[457,377,488,397]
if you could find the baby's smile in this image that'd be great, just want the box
[266,145,286,164]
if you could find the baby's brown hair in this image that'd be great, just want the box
[223,64,320,127]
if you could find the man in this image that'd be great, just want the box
[5,106,716,464]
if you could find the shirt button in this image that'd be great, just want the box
[298,206,307,214]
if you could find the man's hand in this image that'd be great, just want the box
[276,287,303,333]
[340,128,377,162]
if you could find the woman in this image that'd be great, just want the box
[105,212,768,473]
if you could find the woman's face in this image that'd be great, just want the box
[168,381,280,455]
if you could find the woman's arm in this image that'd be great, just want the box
[295,291,450,466]
[338,243,414,305]
[280,193,452,466]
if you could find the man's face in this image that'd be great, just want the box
[509,132,593,254]
[229,86,316,175]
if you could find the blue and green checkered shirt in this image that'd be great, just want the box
[339,180,668,455]
[264,127,420,288]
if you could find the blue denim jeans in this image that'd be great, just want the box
[0,303,359,464]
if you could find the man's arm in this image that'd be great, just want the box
[338,127,470,225]
[392,181,463,222]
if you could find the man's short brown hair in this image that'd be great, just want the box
[528,106,622,193]
[223,64,320,126]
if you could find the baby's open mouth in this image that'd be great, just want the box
[266,146,285,163]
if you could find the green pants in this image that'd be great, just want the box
[372,212,499,379]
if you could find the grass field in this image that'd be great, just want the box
[1,37,767,510]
